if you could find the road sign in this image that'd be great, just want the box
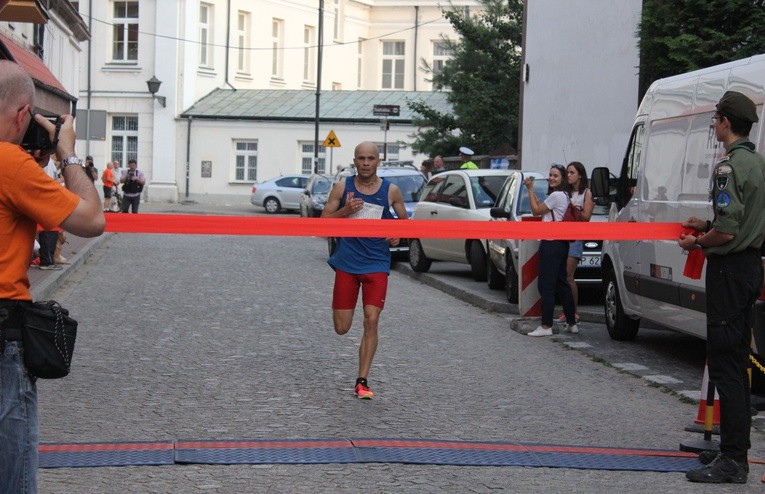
[322,130,341,148]
[373,104,400,117]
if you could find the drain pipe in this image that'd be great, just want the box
[185,116,192,200]
[224,0,235,89]
[413,6,418,91]
[85,0,92,156]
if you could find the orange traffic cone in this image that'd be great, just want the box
[684,361,721,434]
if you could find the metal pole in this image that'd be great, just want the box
[383,117,388,161]
[185,116,192,200]
[314,0,324,173]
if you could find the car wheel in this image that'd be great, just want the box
[469,241,488,282]
[328,237,337,257]
[487,256,505,290]
[505,253,519,304]
[409,239,432,273]
[264,197,281,214]
[604,265,640,341]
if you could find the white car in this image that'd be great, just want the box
[408,169,513,281]
[250,174,309,214]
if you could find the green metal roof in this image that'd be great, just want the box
[181,89,451,123]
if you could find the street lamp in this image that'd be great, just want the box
[146,75,166,107]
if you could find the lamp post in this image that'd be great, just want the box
[146,75,166,107]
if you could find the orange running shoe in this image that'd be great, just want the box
[355,382,374,399]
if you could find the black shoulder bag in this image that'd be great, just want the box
[22,301,78,379]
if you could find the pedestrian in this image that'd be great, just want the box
[523,164,578,336]
[321,141,409,399]
[0,60,105,494]
[36,158,66,270]
[558,161,594,326]
[432,155,446,174]
[102,161,116,211]
[84,155,98,183]
[120,158,146,213]
[459,146,478,169]
[420,161,431,180]
[680,91,765,484]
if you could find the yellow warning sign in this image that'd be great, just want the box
[322,130,341,148]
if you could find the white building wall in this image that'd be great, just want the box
[520,0,642,174]
[77,0,479,203]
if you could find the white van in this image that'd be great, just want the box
[590,54,765,344]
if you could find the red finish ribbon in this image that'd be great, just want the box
[104,214,683,241]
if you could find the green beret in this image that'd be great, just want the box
[716,91,759,123]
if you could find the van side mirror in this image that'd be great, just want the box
[490,207,510,219]
[590,167,611,203]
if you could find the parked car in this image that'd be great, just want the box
[299,174,333,217]
[327,163,427,258]
[487,172,607,303]
[408,169,513,281]
[250,174,309,214]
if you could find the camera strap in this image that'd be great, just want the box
[50,118,62,150]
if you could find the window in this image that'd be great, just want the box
[111,115,138,166]
[303,26,315,82]
[199,3,213,67]
[112,1,138,61]
[377,143,399,161]
[381,41,404,89]
[333,0,342,41]
[357,38,365,88]
[237,11,250,73]
[271,19,284,78]
[432,41,451,77]
[301,143,325,174]
[438,175,469,208]
[235,141,258,181]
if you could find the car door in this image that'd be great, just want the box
[276,176,304,209]
[421,174,471,261]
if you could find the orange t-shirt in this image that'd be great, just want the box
[102,168,115,188]
[0,142,79,300]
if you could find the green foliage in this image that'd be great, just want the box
[639,0,765,97]
[408,0,523,158]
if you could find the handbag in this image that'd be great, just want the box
[562,201,583,222]
[21,300,78,379]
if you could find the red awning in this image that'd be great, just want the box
[0,32,75,114]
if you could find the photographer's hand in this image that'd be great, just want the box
[36,114,76,161]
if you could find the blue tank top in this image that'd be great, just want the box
[328,178,393,275]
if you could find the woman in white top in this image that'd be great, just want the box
[523,164,578,336]
[563,161,595,323]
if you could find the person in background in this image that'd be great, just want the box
[420,161,431,180]
[102,161,115,212]
[119,159,146,213]
[523,164,578,337]
[558,161,594,326]
[459,146,478,169]
[84,155,98,183]
[680,91,765,484]
[0,59,105,494]
[321,141,409,399]
[432,155,446,174]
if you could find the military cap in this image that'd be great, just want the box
[459,146,475,156]
[716,91,759,123]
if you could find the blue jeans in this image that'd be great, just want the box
[538,240,576,327]
[0,341,38,494]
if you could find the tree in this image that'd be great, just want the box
[408,0,523,158]
[639,0,765,97]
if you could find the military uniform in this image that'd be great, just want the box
[700,98,765,474]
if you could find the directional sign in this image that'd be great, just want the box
[322,130,341,148]
[373,104,400,117]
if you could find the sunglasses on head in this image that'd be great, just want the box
[551,164,566,173]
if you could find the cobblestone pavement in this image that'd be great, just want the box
[29,204,765,492]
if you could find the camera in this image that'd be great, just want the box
[21,115,61,154]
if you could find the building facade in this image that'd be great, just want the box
[75,0,478,203]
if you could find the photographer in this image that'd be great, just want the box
[0,60,105,493]
[119,158,146,213]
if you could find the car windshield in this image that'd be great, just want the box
[386,174,426,202]
[517,179,550,215]
[470,175,508,208]
[312,177,332,194]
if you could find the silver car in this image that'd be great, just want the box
[250,174,309,214]
[408,169,512,281]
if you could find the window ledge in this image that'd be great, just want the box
[103,63,141,73]
[269,77,286,87]
[234,72,253,82]
[197,67,217,77]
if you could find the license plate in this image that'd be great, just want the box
[579,255,601,267]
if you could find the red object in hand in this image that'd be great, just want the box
[682,228,705,280]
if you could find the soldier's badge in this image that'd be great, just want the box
[716,174,729,191]
[716,192,731,208]
[716,164,733,174]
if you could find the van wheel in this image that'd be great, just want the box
[604,266,640,341]
[487,256,505,290]
[409,239,432,273]
[505,253,519,304]
[469,242,488,282]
